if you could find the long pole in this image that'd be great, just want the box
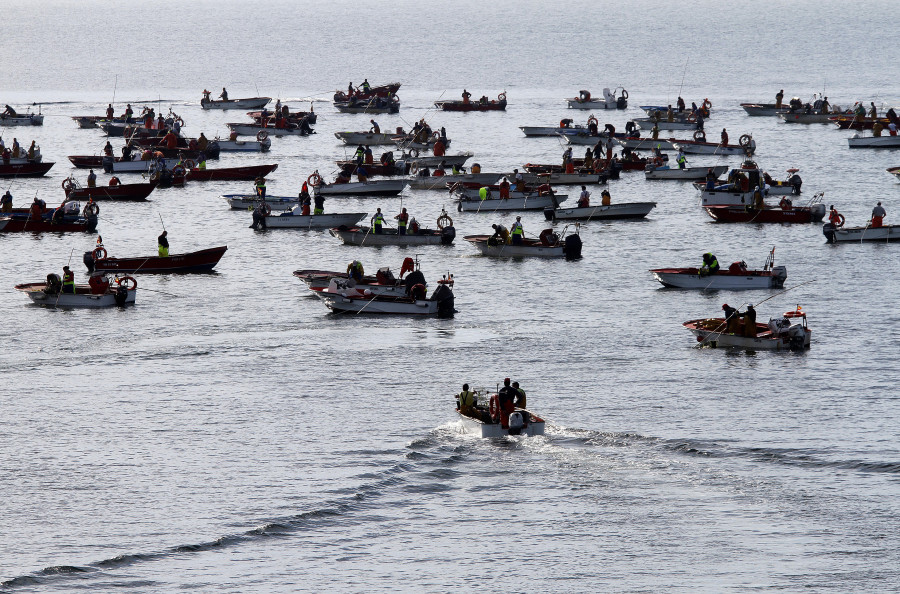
[54,248,75,307]
[112,74,118,105]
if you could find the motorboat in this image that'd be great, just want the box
[695,161,802,197]
[464,227,582,258]
[223,194,299,210]
[200,95,270,110]
[262,209,367,229]
[673,133,756,155]
[651,249,786,289]
[0,112,44,126]
[84,245,227,273]
[185,163,278,182]
[295,256,423,296]
[566,88,627,110]
[227,122,313,136]
[544,202,655,221]
[334,97,400,114]
[887,166,900,179]
[456,192,566,212]
[334,131,398,145]
[313,179,407,197]
[407,153,473,169]
[15,274,136,308]
[704,200,826,224]
[0,203,99,233]
[740,103,789,116]
[0,161,54,177]
[315,275,455,317]
[684,307,811,351]
[779,110,850,124]
[435,93,506,111]
[640,101,712,117]
[330,224,456,246]
[408,172,502,190]
[246,106,317,126]
[614,137,679,151]
[847,134,900,149]
[63,178,156,201]
[215,138,271,152]
[519,171,610,185]
[831,116,890,130]
[519,122,592,137]
[633,118,700,131]
[333,82,401,102]
[823,222,900,243]
[645,164,727,181]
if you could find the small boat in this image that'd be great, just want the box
[823,222,900,243]
[457,399,546,438]
[704,203,826,224]
[519,124,591,137]
[830,116,890,130]
[0,206,99,233]
[847,134,900,149]
[295,256,422,296]
[334,131,398,145]
[0,161,54,177]
[330,224,456,246]
[456,192,566,212]
[102,158,154,174]
[334,96,400,114]
[315,275,455,317]
[673,134,756,155]
[566,88,627,110]
[313,179,407,197]
[185,163,278,182]
[545,202,656,221]
[0,113,44,126]
[64,179,156,201]
[222,194,299,210]
[464,228,582,259]
[214,138,271,152]
[435,93,507,112]
[520,172,609,185]
[408,172,502,190]
[335,160,406,177]
[15,274,136,308]
[200,96,271,110]
[740,103,789,116]
[226,123,313,136]
[564,133,621,146]
[778,110,846,124]
[633,118,700,131]
[645,164,727,181]
[69,155,133,168]
[651,249,787,289]
[695,161,802,197]
[333,83,402,102]
[887,166,900,179]
[85,245,227,273]
[614,137,679,151]
[263,208,367,229]
[408,153,473,169]
[684,308,811,351]
[247,107,317,126]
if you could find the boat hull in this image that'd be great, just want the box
[223,194,299,210]
[15,283,135,307]
[520,172,608,185]
[330,226,453,246]
[673,140,755,155]
[457,411,546,437]
[740,103,789,116]
[186,164,278,182]
[519,126,587,137]
[92,246,227,273]
[314,180,407,196]
[0,114,43,126]
[457,195,565,212]
[0,162,54,177]
[0,215,97,233]
[704,205,825,223]
[546,202,656,221]
[778,112,838,124]
[408,173,502,190]
[567,99,621,110]
[826,224,900,242]
[67,182,156,201]
[848,136,900,149]
[464,235,569,258]
[408,153,472,168]
[227,124,312,136]
[215,139,270,152]
[334,132,398,145]
[264,212,367,229]
[650,267,786,289]
[645,165,727,180]
[201,97,271,110]
[633,119,700,131]
[435,99,506,111]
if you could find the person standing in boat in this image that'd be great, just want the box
[461,89,471,105]
[395,207,409,235]
[499,177,511,200]
[511,217,524,245]
[158,230,169,257]
[720,129,729,146]
[61,266,75,294]
[869,102,878,119]
[255,176,266,200]
[371,208,385,234]
[124,104,133,123]
[361,79,371,93]
[512,382,527,409]
[103,141,113,157]
[497,378,517,428]
[676,96,686,113]
[11,138,20,158]
[827,205,845,228]
[197,133,209,153]
[741,304,758,337]
[699,253,719,276]
[87,169,97,188]
[775,90,784,108]
[457,384,478,417]
[601,189,611,206]
[676,149,687,170]
[578,185,590,207]
[369,119,380,134]
[219,88,228,101]
[651,123,660,140]
[1,189,12,213]
[871,202,886,228]
[512,169,525,193]
[722,304,741,334]
[313,192,325,215]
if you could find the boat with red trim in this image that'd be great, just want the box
[84,245,227,273]
[651,249,786,289]
[0,161,54,177]
[16,274,136,308]
[685,306,811,350]
[63,177,156,201]
[185,163,278,182]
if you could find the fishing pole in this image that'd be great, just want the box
[54,247,75,307]
[158,212,166,231]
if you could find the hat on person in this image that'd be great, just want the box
[721,303,729,309]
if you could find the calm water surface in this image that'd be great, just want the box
[1,1,899,591]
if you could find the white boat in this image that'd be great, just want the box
[684,309,811,351]
[651,250,787,289]
[464,230,582,258]
[633,118,700,131]
[15,280,136,308]
[0,113,44,126]
[740,103,789,116]
[294,258,424,295]
[614,137,678,151]
[519,172,608,185]
[564,134,611,146]
[408,173,502,190]
[408,153,472,168]
[456,193,566,212]
[227,123,311,136]
[847,134,900,149]
[334,131,397,145]
[314,180,407,197]
[519,125,589,137]
[645,164,727,180]
[778,111,840,124]
[201,96,270,110]
[264,209,367,229]
[1,149,43,164]
[223,194,299,210]
[315,279,455,317]
[545,202,656,221]
[566,88,627,110]
[104,159,154,173]
[457,407,546,437]
[673,136,756,155]
[824,223,900,243]
[215,138,271,152]
[330,225,456,246]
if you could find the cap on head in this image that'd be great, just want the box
[748,303,754,308]
[504,378,511,385]
[722,303,728,309]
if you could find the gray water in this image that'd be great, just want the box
[2,0,900,591]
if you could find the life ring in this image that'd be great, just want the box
[432,131,440,141]
[739,134,752,148]
[410,283,426,300]
[83,202,100,217]
[116,275,137,290]
[92,246,108,260]
[184,159,195,170]
[410,162,419,174]
[702,98,712,110]
[833,213,846,227]
[489,394,501,421]
[109,176,120,186]
[175,117,185,127]
[537,183,552,196]
[783,310,804,318]
[587,115,598,127]
[256,130,269,141]
[61,177,75,191]
[409,148,420,158]
[436,213,453,229]
[498,92,506,102]
[172,165,186,177]
[621,89,629,99]
[391,94,400,104]
[693,130,707,142]
[307,173,323,187]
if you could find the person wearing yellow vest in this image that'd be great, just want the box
[510,216,524,245]
[457,383,478,416]
[395,207,409,235]
[158,230,169,257]
[478,186,491,201]
[255,176,266,199]
[61,266,75,294]
[371,208,385,234]
[601,189,611,206]
[347,260,364,281]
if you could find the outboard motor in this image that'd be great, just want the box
[431,283,455,319]
[156,168,174,188]
[823,222,836,243]
[771,265,788,287]
[101,155,114,174]
[83,251,95,273]
[440,225,456,245]
[206,143,221,160]
[787,324,807,350]
[404,270,426,295]
[85,214,99,232]
[563,234,583,260]
[543,207,556,221]
[507,411,525,435]
[376,267,395,285]
[617,94,628,109]
[114,285,129,307]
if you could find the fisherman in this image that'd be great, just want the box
[124,104,134,123]
[890,121,899,136]
[433,137,446,157]
[742,303,758,337]
[562,146,573,167]
[873,121,884,137]
[499,177,511,199]
[313,192,325,215]
[512,381,527,409]
[356,164,368,183]
[600,189,611,206]
[461,89,471,104]
[775,89,784,108]
[163,129,178,149]
[3,105,17,117]
[478,186,491,201]
[676,96,686,112]
[821,96,830,112]
[828,205,845,227]
[61,266,75,294]
[158,230,169,257]
[471,163,482,175]
[513,168,524,192]
[395,207,409,235]
[577,185,590,207]
[255,176,266,199]
[26,140,36,161]
[364,145,374,165]
[197,152,207,170]
[510,216,524,245]
[666,104,674,122]
[871,202,886,228]
[490,223,510,245]
[497,378,517,428]
[371,208,385,234]
[722,303,741,334]
[347,260,364,282]
[361,79,371,93]
[87,169,97,188]
[699,252,719,276]
[11,138,20,158]
[347,82,354,97]
[720,128,729,145]
[456,383,478,416]
[219,88,228,101]
[0,189,12,212]
[676,148,687,169]
[109,176,120,186]
[369,119,380,134]
[250,202,267,230]
[197,132,209,153]
[354,144,365,164]
[869,102,878,119]
[651,123,659,140]
[779,196,793,211]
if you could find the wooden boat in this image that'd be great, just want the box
[614,137,679,151]
[227,123,313,136]
[847,134,900,148]
[704,203,826,223]
[186,163,278,182]
[456,193,566,212]
[102,158,154,174]
[64,180,156,201]
[69,155,132,168]
[335,160,406,176]
[436,93,506,112]
[545,202,656,221]
[263,209,367,229]
[684,309,811,351]
[407,153,473,169]
[86,246,227,273]
[215,138,271,152]
[313,179,406,197]
[201,96,270,110]
[295,258,422,295]
[15,278,136,308]
[823,222,900,243]
[695,162,801,196]
[740,103,789,116]
[246,108,317,126]
[564,133,621,146]
[645,164,727,180]
[464,229,582,258]
[0,113,43,126]
[330,224,456,246]
[0,161,54,177]
[566,88,627,110]
[315,279,455,317]
[831,116,890,130]
[520,172,609,185]
[651,250,786,289]
[457,403,545,437]
[408,172,502,190]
